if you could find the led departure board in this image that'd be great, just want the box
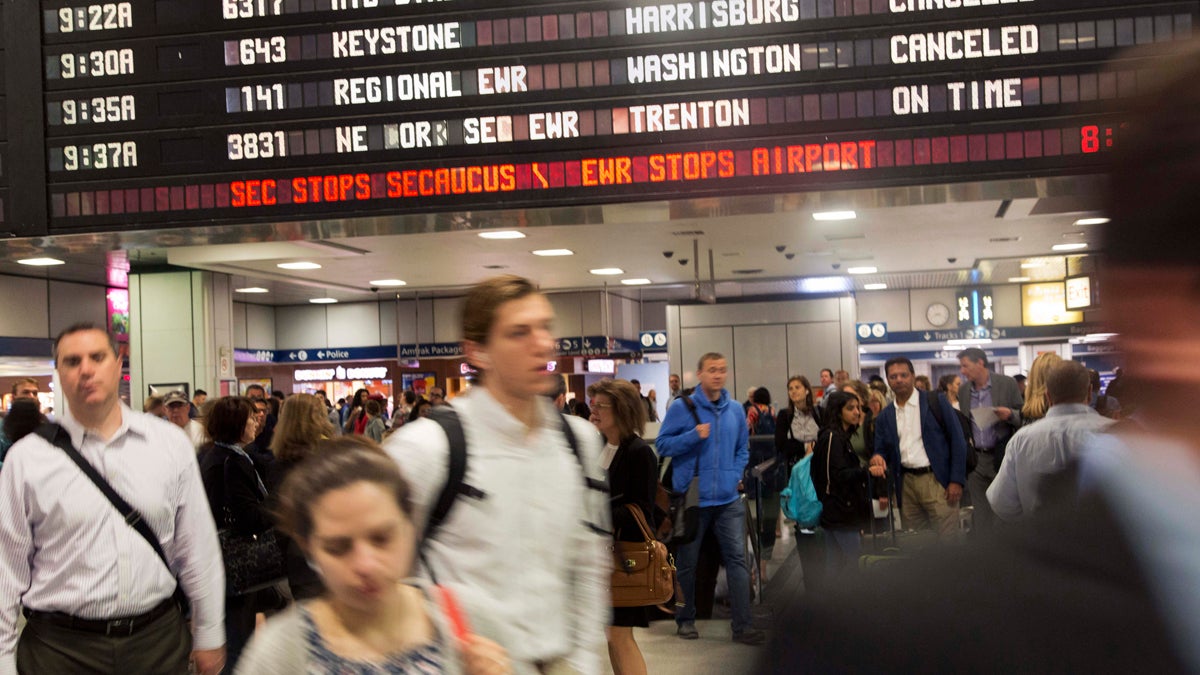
[2,0,1195,235]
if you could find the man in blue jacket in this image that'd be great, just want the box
[870,357,968,539]
[657,352,764,645]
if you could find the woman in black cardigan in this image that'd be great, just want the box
[590,378,657,675]
[811,392,888,574]
[199,396,273,672]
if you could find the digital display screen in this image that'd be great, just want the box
[3,0,1196,235]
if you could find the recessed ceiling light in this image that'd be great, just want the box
[813,210,857,221]
[17,257,65,266]
[478,230,526,240]
[309,297,338,304]
[847,266,878,275]
[621,278,652,285]
[863,283,888,290]
[1074,217,1110,226]
[590,268,623,275]
[1007,276,1031,283]
[370,279,407,287]
[1051,243,1088,252]
[278,261,322,270]
[532,249,574,257]
[1020,261,1047,269]
[235,287,270,294]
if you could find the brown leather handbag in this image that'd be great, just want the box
[611,504,677,608]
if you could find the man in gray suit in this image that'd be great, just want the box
[957,347,1022,536]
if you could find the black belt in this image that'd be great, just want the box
[23,598,177,637]
[903,465,933,475]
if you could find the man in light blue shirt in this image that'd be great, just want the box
[987,360,1113,521]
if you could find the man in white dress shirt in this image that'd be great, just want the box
[0,323,225,675]
[385,275,609,675]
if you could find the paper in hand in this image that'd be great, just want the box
[971,406,1000,429]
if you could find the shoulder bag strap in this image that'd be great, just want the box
[35,423,184,603]
[680,396,703,478]
[825,432,834,496]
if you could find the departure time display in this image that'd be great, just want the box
[8,0,1196,233]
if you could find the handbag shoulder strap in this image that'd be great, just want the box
[622,503,656,542]
[824,432,834,496]
[35,423,179,583]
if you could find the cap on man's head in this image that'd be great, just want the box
[163,390,189,407]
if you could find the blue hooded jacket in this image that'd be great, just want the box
[656,388,749,508]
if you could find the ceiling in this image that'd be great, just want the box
[0,174,1107,305]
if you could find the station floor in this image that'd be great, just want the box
[604,528,803,675]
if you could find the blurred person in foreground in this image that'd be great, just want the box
[384,275,609,675]
[236,437,511,675]
[761,41,1200,673]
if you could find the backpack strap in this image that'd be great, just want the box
[422,408,470,546]
[419,406,610,579]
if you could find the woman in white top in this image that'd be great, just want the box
[236,436,510,675]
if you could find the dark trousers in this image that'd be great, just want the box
[17,605,190,674]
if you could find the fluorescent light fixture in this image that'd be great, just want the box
[1020,261,1046,269]
[621,278,652,285]
[1074,217,1110,226]
[590,268,623,275]
[946,338,993,346]
[863,283,888,290]
[309,297,338,304]
[1007,276,1031,283]
[1051,243,1088,252]
[17,257,65,266]
[477,230,526,240]
[277,261,322,270]
[234,287,269,294]
[798,276,851,294]
[813,210,857,221]
[370,279,407,287]
[532,249,573,257]
[847,266,878,275]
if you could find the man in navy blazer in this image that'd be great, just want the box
[871,357,968,538]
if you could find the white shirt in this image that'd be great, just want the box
[383,388,609,675]
[600,442,619,471]
[0,405,225,674]
[185,418,207,450]
[987,404,1114,521]
[895,397,932,469]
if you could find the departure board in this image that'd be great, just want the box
[4,0,1196,234]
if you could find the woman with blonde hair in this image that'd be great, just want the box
[267,393,336,601]
[1021,352,1063,423]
